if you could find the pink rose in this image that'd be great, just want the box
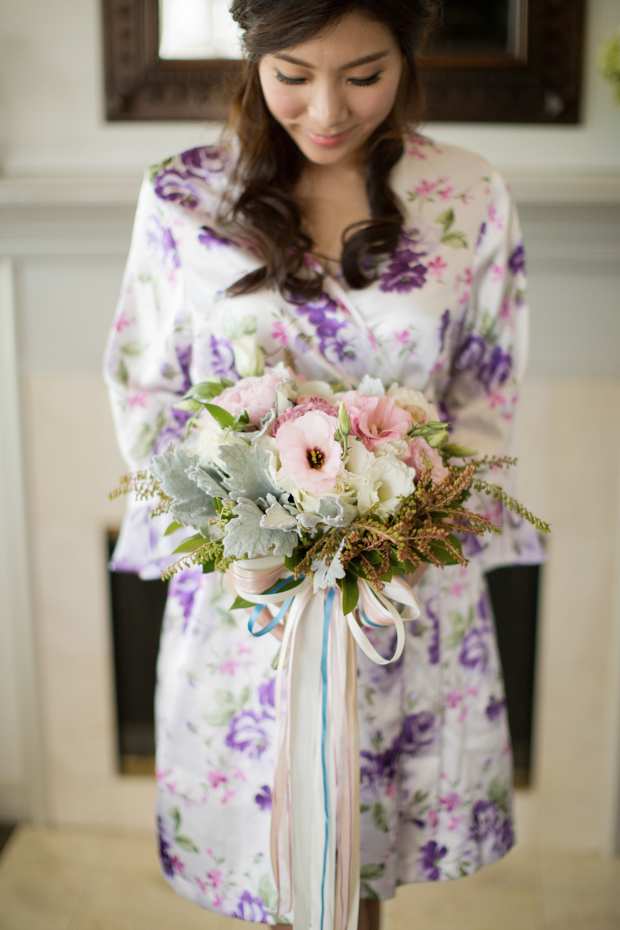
[272,397,337,434]
[404,438,450,484]
[275,410,343,493]
[341,392,412,449]
[215,370,284,426]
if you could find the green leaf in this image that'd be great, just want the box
[173,398,204,413]
[204,403,235,429]
[258,874,278,912]
[442,443,478,458]
[338,573,359,615]
[230,594,258,610]
[371,803,390,833]
[169,806,181,833]
[284,549,305,571]
[174,835,199,853]
[201,558,216,574]
[119,341,147,356]
[360,804,371,814]
[204,708,236,727]
[214,689,236,705]
[427,534,463,566]
[360,863,386,881]
[441,231,468,249]
[361,882,380,900]
[435,208,455,232]
[164,521,184,536]
[172,533,207,555]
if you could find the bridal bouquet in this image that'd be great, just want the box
[112,364,547,609]
[111,365,548,930]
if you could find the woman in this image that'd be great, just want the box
[105,1,543,927]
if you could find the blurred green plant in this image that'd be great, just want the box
[598,28,620,106]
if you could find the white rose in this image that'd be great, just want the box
[386,384,439,425]
[277,471,354,512]
[295,380,336,403]
[231,333,265,378]
[372,438,410,460]
[352,455,415,516]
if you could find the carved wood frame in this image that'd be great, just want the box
[102,0,585,123]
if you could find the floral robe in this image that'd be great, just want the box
[104,134,543,923]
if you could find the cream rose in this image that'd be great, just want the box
[386,384,439,425]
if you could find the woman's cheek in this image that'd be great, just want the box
[262,82,305,122]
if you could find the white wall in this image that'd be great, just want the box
[0,0,619,177]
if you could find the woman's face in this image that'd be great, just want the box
[258,12,403,168]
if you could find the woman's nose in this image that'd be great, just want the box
[307,80,349,129]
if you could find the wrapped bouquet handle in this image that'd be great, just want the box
[231,557,420,930]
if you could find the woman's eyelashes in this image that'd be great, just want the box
[274,71,381,87]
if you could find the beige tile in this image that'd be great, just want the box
[0,825,105,930]
[383,849,544,930]
[539,851,620,930]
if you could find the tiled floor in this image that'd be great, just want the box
[0,826,618,930]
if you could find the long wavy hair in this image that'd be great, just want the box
[220,0,439,300]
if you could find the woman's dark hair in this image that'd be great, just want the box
[221,0,439,299]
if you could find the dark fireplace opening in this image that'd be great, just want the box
[107,531,541,785]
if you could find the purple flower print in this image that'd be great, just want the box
[453,333,486,374]
[485,696,507,721]
[493,817,515,857]
[425,597,440,665]
[209,334,236,379]
[147,214,180,268]
[379,252,428,293]
[152,408,193,457]
[258,678,275,708]
[475,221,487,254]
[176,344,192,392]
[225,710,272,759]
[508,242,526,275]
[255,785,272,811]
[418,840,447,880]
[157,817,175,877]
[154,169,203,209]
[233,890,269,922]
[198,225,235,249]
[459,628,489,672]
[438,309,450,352]
[470,800,498,842]
[180,145,226,175]
[399,712,437,756]
[479,345,512,393]
[169,567,203,627]
[360,746,399,787]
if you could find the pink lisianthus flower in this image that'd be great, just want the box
[275,410,343,493]
[272,397,337,434]
[341,392,412,450]
[404,437,450,484]
[215,369,285,426]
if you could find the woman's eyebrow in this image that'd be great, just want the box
[273,50,390,70]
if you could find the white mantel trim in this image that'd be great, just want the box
[0,258,48,823]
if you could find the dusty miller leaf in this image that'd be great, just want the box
[317,497,359,527]
[151,448,215,533]
[186,463,227,499]
[223,498,298,559]
[311,541,346,592]
[218,442,280,502]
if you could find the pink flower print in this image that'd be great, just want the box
[438,186,454,200]
[464,268,473,286]
[195,876,207,893]
[500,296,512,319]
[415,179,436,198]
[115,311,131,332]
[127,392,147,408]
[458,290,470,308]
[487,391,506,409]
[427,808,439,828]
[450,582,465,597]
[428,256,448,278]
[271,321,288,345]
[440,792,461,812]
[221,789,236,804]
[445,690,463,709]
[488,205,497,223]
[219,659,241,676]
[394,329,411,346]
[236,643,251,655]
[460,190,474,205]
[170,855,185,874]
[207,769,228,789]
[466,687,479,698]
[491,263,505,283]
[156,766,172,784]
[166,781,178,795]
[233,769,247,781]
[448,816,462,831]
[207,868,225,889]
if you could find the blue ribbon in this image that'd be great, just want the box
[360,608,385,629]
[320,586,336,930]
[247,575,300,638]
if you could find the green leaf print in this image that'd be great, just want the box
[444,607,474,649]
[360,804,371,814]
[130,423,157,462]
[372,803,389,833]
[214,690,236,706]
[116,358,129,387]
[436,208,455,232]
[488,777,510,814]
[204,707,237,727]
[441,231,468,249]
[119,341,147,356]
[259,874,278,911]
[360,863,386,881]
[175,835,199,853]
[169,806,181,833]
[361,883,380,900]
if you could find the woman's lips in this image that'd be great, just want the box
[305,128,351,148]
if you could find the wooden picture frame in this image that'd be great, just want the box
[102,0,585,123]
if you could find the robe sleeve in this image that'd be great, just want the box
[104,174,194,578]
[441,169,545,571]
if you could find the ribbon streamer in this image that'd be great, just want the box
[230,558,420,930]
